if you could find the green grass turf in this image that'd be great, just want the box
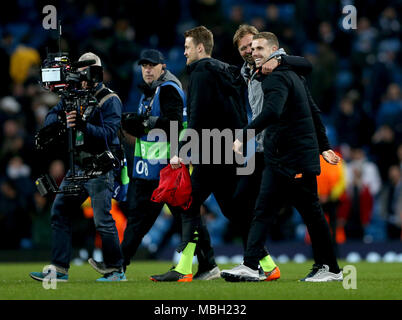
[0,260,401,300]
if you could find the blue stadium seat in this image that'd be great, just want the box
[243,4,266,21]
[336,70,354,90]
[278,4,295,22]
[5,23,29,41]
[167,46,186,76]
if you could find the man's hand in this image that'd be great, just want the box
[122,112,146,127]
[322,150,341,165]
[170,155,183,169]
[66,110,85,130]
[121,112,147,137]
[233,139,243,155]
[66,111,77,128]
[261,58,279,75]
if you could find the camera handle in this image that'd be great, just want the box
[64,94,87,181]
[67,125,76,178]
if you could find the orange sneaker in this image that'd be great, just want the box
[264,266,280,281]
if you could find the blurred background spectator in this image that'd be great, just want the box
[0,0,401,255]
[379,164,402,240]
[339,146,382,240]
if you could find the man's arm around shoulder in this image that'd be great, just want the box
[238,71,289,142]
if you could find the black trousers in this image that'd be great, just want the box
[121,178,216,270]
[230,152,269,255]
[244,167,340,272]
[177,164,240,252]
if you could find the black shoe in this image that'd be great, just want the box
[150,267,192,282]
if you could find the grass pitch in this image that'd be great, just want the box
[0,260,401,300]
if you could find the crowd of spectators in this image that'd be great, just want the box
[0,0,401,252]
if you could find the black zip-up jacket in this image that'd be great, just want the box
[186,57,247,132]
[240,64,330,178]
[181,57,247,164]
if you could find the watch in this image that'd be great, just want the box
[275,55,282,64]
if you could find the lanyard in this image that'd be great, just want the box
[143,86,160,116]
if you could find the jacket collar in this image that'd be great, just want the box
[186,57,212,74]
[94,82,105,96]
[241,62,255,81]
[255,64,291,80]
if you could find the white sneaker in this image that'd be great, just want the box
[221,264,260,282]
[300,264,343,282]
[193,266,221,280]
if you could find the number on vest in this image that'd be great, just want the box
[135,160,149,176]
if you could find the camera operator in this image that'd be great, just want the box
[30,52,126,282]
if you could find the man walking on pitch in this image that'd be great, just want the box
[30,53,126,282]
[87,49,218,280]
[229,24,314,281]
[222,32,343,282]
[150,26,249,282]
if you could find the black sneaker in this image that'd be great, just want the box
[150,267,192,282]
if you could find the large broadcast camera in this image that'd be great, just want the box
[40,52,103,93]
[35,52,117,196]
[35,53,99,150]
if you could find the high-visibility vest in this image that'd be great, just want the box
[133,81,187,180]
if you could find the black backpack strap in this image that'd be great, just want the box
[94,84,125,164]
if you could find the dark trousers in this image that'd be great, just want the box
[178,164,239,251]
[121,178,216,270]
[51,169,123,270]
[244,167,339,272]
[321,200,339,257]
[230,152,268,256]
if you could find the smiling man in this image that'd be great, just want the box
[222,32,343,282]
[230,25,314,281]
[251,34,279,68]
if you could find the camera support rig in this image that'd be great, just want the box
[35,91,116,197]
[35,86,116,197]
[35,22,117,197]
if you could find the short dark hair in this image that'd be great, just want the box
[253,32,279,48]
[233,24,259,47]
[184,26,214,55]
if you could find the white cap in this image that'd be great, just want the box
[78,52,102,66]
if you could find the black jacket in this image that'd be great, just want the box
[186,57,247,132]
[181,57,247,163]
[241,65,330,177]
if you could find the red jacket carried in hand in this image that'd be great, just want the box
[151,165,192,210]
